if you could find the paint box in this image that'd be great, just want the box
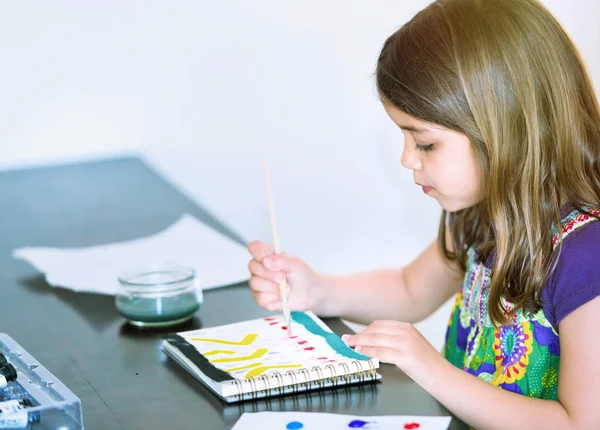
[0,333,83,429]
[116,262,203,328]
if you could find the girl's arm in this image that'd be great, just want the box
[420,296,600,430]
[249,228,463,324]
[322,231,464,324]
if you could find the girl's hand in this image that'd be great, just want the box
[342,320,446,384]
[247,240,325,314]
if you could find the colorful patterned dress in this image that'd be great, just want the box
[443,207,600,399]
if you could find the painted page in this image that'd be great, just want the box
[231,412,452,430]
[171,311,378,381]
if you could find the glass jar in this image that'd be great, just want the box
[116,263,202,327]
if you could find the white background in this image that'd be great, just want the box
[3,0,599,349]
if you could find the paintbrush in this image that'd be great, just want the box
[263,162,292,336]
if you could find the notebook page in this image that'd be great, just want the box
[164,311,379,398]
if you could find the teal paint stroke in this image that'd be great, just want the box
[291,312,370,360]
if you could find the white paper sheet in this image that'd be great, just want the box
[12,214,250,295]
[231,412,451,430]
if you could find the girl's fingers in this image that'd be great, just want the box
[252,291,282,311]
[357,327,402,337]
[353,346,398,365]
[248,259,283,282]
[247,240,274,261]
[262,254,304,273]
[249,275,280,294]
[342,333,403,365]
[343,332,401,350]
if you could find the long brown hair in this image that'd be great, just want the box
[376,0,600,325]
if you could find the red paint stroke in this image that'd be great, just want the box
[269,322,278,325]
[404,423,421,429]
[303,347,315,351]
[281,326,287,330]
[317,357,328,360]
[297,340,307,345]
[328,360,336,362]
[264,317,276,321]
[289,336,298,339]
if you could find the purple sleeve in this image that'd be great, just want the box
[542,220,600,330]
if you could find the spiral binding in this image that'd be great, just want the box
[273,372,284,395]
[231,359,377,401]
[224,379,380,422]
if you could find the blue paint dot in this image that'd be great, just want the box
[348,420,369,428]
[286,421,304,430]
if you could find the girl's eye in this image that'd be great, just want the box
[415,143,434,152]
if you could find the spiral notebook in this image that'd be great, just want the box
[161,311,380,403]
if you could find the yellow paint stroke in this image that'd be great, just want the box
[210,348,268,363]
[189,333,258,346]
[204,350,236,357]
[224,362,263,373]
[244,364,303,378]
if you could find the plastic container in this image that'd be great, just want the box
[116,262,203,327]
[0,333,83,429]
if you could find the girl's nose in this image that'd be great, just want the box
[401,144,423,171]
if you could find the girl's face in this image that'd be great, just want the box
[384,104,483,212]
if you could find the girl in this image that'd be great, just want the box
[247,0,600,428]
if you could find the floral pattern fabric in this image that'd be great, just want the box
[442,207,600,400]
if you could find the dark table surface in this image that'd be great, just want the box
[0,156,466,430]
